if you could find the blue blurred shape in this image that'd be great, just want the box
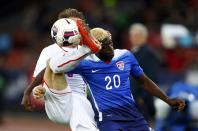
[178,35,193,48]
[0,33,12,54]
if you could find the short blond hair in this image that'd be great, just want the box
[90,28,109,41]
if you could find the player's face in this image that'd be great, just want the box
[96,33,114,62]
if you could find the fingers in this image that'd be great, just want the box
[172,106,182,112]
[169,98,186,112]
[177,99,185,109]
[174,100,186,112]
[178,101,186,112]
[34,93,44,99]
[33,88,45,99]
[34,88,45,95]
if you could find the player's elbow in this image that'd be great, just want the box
[49,58,62,74]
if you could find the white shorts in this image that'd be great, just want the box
[44,82,73,125]
[43,82,98,131]
[70,93,98,131]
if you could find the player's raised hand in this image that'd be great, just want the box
[167,98,186,112]
[76,20,101,53]
[32,85,45,99]
[21,89,35,111]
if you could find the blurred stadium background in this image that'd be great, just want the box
[0,0,198,130]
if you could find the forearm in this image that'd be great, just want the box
[25,69,45,94]
[49,46,90,73]
[138,74,170,104]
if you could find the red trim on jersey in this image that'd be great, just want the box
[42,79,45,87]
[60,47,68,52]
[56,44,68,52]
[43,80,72,95]
[57,54,88,68]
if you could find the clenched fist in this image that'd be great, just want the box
[167,98,186,112]
[32,85,45,99]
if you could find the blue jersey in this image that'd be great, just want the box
[71,49,146,123]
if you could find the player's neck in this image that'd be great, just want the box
[96,51,114,63]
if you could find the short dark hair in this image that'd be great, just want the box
[58,8,85,20]
[58,8,90,32]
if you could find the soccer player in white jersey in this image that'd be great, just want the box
[21,9,100,131]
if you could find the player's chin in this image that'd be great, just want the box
[104,49,114,58]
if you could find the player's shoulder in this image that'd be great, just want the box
[113,49,138,63]
[114,49,130,55]
[84,49,134,62]
[40,43,61,56]
[114,49,133,59]
[42,43,57,52]
[84,54,100,62]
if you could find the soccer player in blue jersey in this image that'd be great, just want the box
[62,28,185,131]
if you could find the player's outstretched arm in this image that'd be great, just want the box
[49,46,90,73]
[137,73,185,112]
[21,69,45,111]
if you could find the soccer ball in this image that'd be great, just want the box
[51,18,81,46]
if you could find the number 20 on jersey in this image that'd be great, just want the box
[105,74,121,90]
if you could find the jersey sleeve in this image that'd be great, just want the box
[69,61,83,74]
[128,51,144,78]
[33,48,49,77]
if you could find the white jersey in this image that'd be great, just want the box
[33,43,86,95]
